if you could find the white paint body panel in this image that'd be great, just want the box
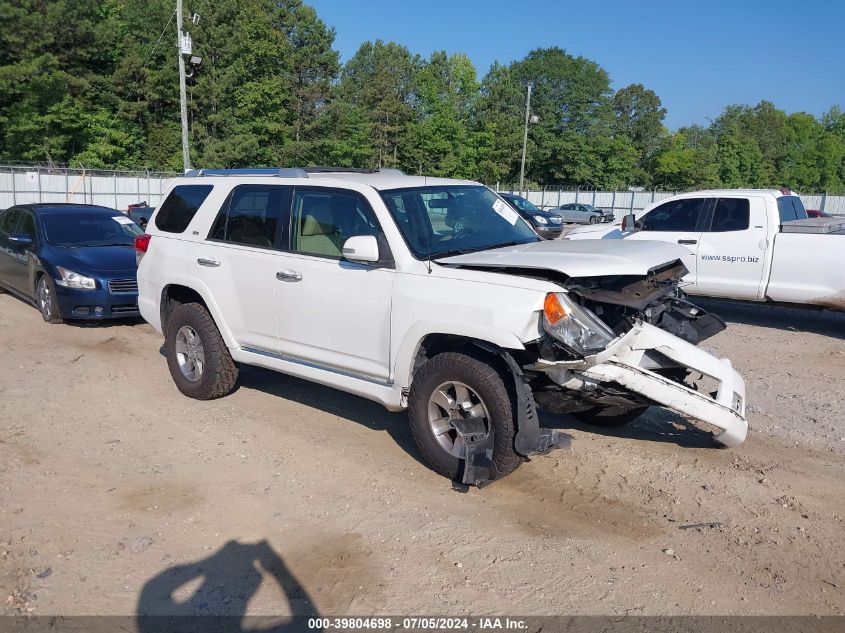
[436,238,689,278]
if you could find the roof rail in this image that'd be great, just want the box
[303,166,406,176]
[183,168,308,178]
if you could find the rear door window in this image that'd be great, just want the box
[709,198,750,232]
[208,185,292,249]
[641,198,707,232]
[777,196,808,223]
[154,185,214,233]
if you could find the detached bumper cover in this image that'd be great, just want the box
[530,322,748,447]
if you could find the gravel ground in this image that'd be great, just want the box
[0,292,843,617]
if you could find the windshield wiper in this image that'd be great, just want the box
[433,240,530,259]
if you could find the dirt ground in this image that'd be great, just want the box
[1,291,843,618]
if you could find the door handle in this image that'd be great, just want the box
[677,239,698,245]
[197,258,221,267]
[276,270,302,282]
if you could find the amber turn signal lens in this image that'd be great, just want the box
[544,293,569,325]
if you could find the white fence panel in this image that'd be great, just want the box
[0,167,177,210]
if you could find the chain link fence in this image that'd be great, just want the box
[495,186,845,218]
[1,166,844,218]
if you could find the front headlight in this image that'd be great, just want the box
[55,267,97,290]
[533,215,548,224]
[543,292,617,355]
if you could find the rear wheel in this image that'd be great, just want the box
[164,302,238,400]
[408,352,523,481]
[36,275,63,324]
[572,405,648,427]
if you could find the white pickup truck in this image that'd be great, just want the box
[566,189,845,310]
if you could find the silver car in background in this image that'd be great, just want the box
[555,203,614,224]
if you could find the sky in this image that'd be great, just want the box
[308,0,844,130]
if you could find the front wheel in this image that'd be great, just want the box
[164,302,238,400]
[408,352,523,481]
[571,405,648,427]
[589,215,598,224]
[36,275,63,324]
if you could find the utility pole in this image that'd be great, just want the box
[176,0,190,172]
[519,82,532,196]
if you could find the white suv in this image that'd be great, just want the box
[136,168,747,486]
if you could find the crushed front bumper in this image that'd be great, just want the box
[529,322,747,446]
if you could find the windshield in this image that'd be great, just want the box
[380,185,539,259]
[505,195,541,213]
[42,213,142,247]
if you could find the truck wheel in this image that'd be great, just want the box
[36,275,63,324]
[572,405,648,427]
[408,352,523,481]
[164,302,238,400]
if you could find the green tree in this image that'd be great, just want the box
[475,62,523,184]
[404,51,479,177]
[337,40,419,168]
[508,47,614,186]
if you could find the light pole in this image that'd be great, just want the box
[176,0,190,171]
[518,82,533,196]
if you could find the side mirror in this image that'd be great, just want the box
[9,233,33,246]
[621,214,638,232]
[341,235,379,264]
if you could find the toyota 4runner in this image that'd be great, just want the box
[136,168,748,487]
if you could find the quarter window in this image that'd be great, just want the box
[291,189,382,259]
[154,185,214,233]
[208,185,292,249]
[641,198,706,232]
[709,198,750,232]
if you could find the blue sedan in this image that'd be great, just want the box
[0,203,142,323]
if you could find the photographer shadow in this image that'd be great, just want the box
[137,539,320,633]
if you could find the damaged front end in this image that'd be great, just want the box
[525,260,748,447]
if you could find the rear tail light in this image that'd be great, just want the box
[135,233,151,253]
[135,234,151,266]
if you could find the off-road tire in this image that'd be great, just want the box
[572,405,648,427]
[408,352,523,481]
[36,275,63,324]
[165,302,238,400]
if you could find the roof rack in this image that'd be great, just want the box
[183,168,308,178]
[303,166,406,176]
